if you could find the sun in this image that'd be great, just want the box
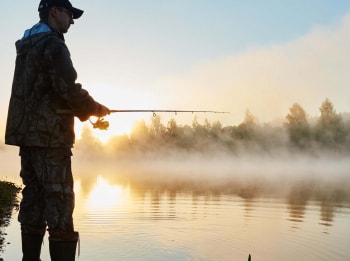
[74,116,133,143]
[85,176,130,211]
[72,81,167,143]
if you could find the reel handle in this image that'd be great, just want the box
[90,117,109,130]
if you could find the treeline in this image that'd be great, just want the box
[76,98,350,157]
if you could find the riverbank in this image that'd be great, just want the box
[0,181,21,255]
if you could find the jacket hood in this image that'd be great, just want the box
[16,22,56,56]
[23,22,52,39]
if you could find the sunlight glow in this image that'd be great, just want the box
[74,114,148,143]
[86,176,130,211]
[72,82,172,143]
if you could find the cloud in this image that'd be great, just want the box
[155,13,350,125]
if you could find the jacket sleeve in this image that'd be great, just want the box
[47,36,103,121]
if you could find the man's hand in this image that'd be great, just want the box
[94,103,110,117]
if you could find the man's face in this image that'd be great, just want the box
[53,6,74,33]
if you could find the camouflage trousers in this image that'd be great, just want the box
[19,147,75,235]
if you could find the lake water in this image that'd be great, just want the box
[1,152,350,260]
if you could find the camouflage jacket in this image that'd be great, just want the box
[5,22,102,148]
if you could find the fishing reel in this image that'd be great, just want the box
[90,117,110,130]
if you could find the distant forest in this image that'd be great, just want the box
[77,98,350,157]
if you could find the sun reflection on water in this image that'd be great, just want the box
[85,175,130,211]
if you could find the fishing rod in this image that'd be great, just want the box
[56,109,230,130]
[94,109,230,130]
[109,109,229,116]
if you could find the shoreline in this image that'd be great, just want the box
[0,181,21,256]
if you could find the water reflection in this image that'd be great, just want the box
[5,166,350,260]
[319,202,334,230]
[243,198,255,221]
[286,184,309,229]
[75,174,350,234]
[84,176,130,211]
[150,191,160,218]
[2,173,350,261]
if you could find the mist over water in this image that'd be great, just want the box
[72,142,350,205]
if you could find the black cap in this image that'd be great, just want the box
[38,0,84,19]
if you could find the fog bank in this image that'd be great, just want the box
[73,146,350,203]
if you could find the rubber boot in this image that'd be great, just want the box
[21,233,44,261]
[49,231,79,261]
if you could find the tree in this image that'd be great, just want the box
[319,98,338,124]
[149,115,165,137]
[243,109,257,126]
[192,116,208,137]
[236,109,258,140]
[210,121,222,137]
[166,118,178,137]
[315,98,346,148]
[285,103,310,148]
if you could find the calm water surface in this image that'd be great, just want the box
[2,174,350,261]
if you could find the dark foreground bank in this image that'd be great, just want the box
[0,181,21,256]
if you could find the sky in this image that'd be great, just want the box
[1,1,350,141]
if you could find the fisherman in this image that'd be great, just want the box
[5,0,109,260]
